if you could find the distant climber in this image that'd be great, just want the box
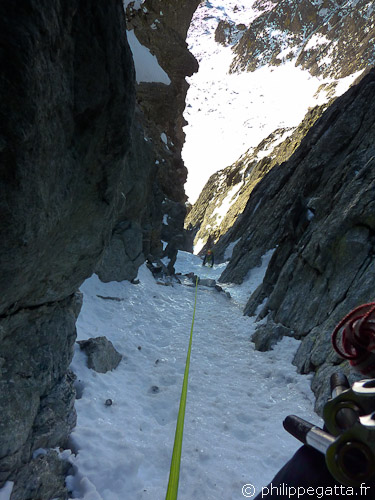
[202,249,214,268]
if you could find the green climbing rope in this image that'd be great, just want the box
[165,276,199,500]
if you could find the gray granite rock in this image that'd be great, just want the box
[219,70,375,412]
[78,337,122,373]
[0,0,135,317]
[0,0,135,494]
[199,278,217,287]
[0,294,81,486]
[251,320,294,352]
[10,450,70,500]
[96,221,145,282]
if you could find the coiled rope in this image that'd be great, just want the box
[332,302,375,375]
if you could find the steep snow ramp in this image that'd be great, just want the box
[67,251,319,499]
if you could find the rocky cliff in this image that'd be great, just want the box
[185,0,375,255]
[96,0,199,282]
[186,102,330,255]
[0,0,198,498]
[0,2,134,496]
[231,0,375,79]
[219,69,375,412]
[184,0,375,414]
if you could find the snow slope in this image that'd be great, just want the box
[182,0,362,203]
[62,251,320,500]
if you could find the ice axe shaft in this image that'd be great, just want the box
[283,415,335,454]
[283,374,375,487]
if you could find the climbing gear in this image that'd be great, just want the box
[331,302,375,376]
[284,373,375,487]
[165,276,198,500]
[284,303,375,487]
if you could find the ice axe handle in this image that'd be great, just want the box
[283,415,335,454]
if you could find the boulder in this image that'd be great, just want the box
[199,278,217,287]
[96,221,145,282]
[78,337,122,374]
[10,450,70,500]
[251,320,295,352]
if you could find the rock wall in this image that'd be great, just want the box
[129,0,200,253]
[231,0,375,79]
[219,70,375,413]
[0,1,136,497]
[186,103,330,256]
[96,0,199,280]
[0,1,200,496]
[185,0,375,256]
[95,111,158,282]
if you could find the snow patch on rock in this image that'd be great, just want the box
[127,30,171,85]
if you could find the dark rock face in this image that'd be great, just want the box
[161,197,193,253]
[0,0,136,496]
[78,337,122,373]
[0,1,135,314]
[97,0,200,280]
[96,220,145,282]
[214,19,246,46]
[0,294,81,492]
[219,70,375,412]
[95,113,157,282]
[125,0,200,258]
[231,0,375,79]
[10,450,71,500]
